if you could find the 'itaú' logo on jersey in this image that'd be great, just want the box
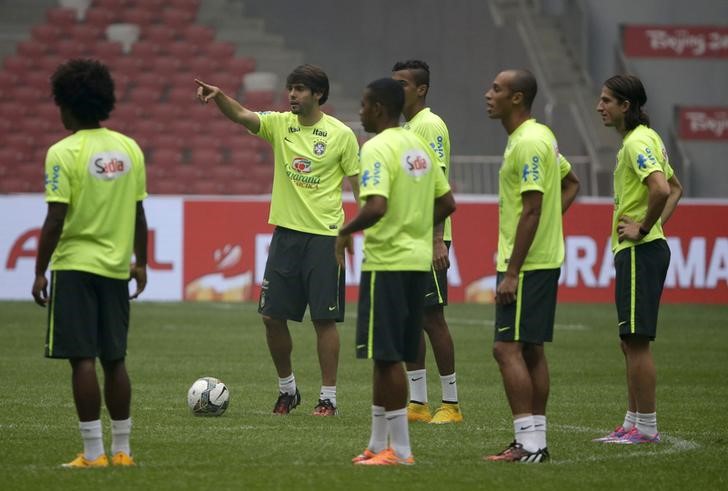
[88,152,132,181]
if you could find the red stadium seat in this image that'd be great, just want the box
[243,90,276,110]
[0,71,18,86]
[84,7,117,28]
[167,0,201,14]
[229,149,262,166]
[166,86,196,104]
[3,55,31,74]
[46,7,78,26]
[121,8,156,26]
[130,40,160,58]
[227,57,256,77]
[34,55,64,73]
[182,25,215,45]
[147,179,187,195]
[162,41,200,58]
[189,148,223,166]
[188,179,223,195]
[152,56,182,75]
[168,119,202,139]
[17,40,48,58]
[149,147,183,167]
[134,72,166,91]
[127,87,162,105]
[142,24,177,44]
[150,133,184,150]
[32,25,61,44]
[0,102,28,119]
[186,57,217,77]
[202,41,235,60]
[93,41,124,63]
[24,72,51,92]
[94,0,135,9]
[108,56,144,76]
[134,119,165,135]
[161,8,195,28]
[53,39,85,58]
[12,87,48,104]
[69,24,103,44]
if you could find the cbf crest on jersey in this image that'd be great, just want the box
[313,139,326,156]
[88,152,132,181]
[401,149,431,180]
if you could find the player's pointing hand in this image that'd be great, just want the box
[195,79,221,104]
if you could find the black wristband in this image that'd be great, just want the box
[638,226,650,237]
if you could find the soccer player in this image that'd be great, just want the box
[337,78,456,466]
[32,59,148,468]
[391,59,462,424]
[196,65,360,416]
[483,69,580,463]
[593,74,682,444]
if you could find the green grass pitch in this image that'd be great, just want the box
[1,301,727,489]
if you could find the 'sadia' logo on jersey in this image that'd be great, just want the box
[88,152,132,181]
[292,157,312,173]
[401,149,431,179]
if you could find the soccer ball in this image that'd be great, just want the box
[187,377,230,416]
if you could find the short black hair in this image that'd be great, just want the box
[604,74,650,131]
[507,69,537,110]
[286,64,330,105]
[51,58,115,123]
[392,59,430,88]
[365,78,404,119]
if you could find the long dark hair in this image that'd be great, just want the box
[604,74,649,131]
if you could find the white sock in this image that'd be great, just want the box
[514,415,538,452]
[623,410,637,431]
[111,418,132,455]
[407,369,428,404]
[319,386,336,407]
[440,372,458,403]
[368,405,387,453]
[636,411,658,437]
[278,374,296,396]
[533,414,547,449]
[386,408,411,459]
[79,420,104,460]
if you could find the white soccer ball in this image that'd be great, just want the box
[187,377,230,416]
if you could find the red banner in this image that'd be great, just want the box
[677,107,728,140]
[182,198,728,304]
[622,25,728,58]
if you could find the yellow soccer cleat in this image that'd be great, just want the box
[429,402,463,424]
[111,451,136,467]
[407,402,432,423]
[61,453,109,469]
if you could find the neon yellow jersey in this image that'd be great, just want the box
[612,124,674,253]
[404,107,453,241]
[256,111,359,235]
[497,119,570,272]
[358,127,451,271]
[44,128,147,279]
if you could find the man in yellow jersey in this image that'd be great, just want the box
[483,69,580,463]
[196,65,359,416]
[593,74,682,444]
[336,78,455,466]
[32,59,148,468]
[391,59,462,425]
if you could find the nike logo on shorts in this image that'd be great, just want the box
[498,326,511,332]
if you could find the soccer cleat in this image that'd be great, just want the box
[272,388,301,415]
[484,441,549,463]
[614,427,661,444]
[354,448,414,466]
[592,425,630,443]
[429,402,463,424]
[406,401,432,423]
[351,448,377,463]
[312,398,337,416]
[61,453,109,469]
[111,451,135,466]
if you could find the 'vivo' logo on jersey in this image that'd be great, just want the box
[522,156,540,182]
[88,152,131,181]
[45,164,61,192]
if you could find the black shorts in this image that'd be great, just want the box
[356,271,428,362]
[424,241,450,307]
[258,227,345,322]
[494,268,560,344]
[45,270,130,360]
[614,239,670,340]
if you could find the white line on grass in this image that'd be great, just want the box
[550,424,700,464]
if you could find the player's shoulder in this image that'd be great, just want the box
[625,124,662,149]
[321,113,356,136]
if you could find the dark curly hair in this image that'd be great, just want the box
[392,59,430,91]
[286,64,329,105]
[51,58,115,123]
[365,78,404,119]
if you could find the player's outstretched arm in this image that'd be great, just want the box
[195,79,261,133]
